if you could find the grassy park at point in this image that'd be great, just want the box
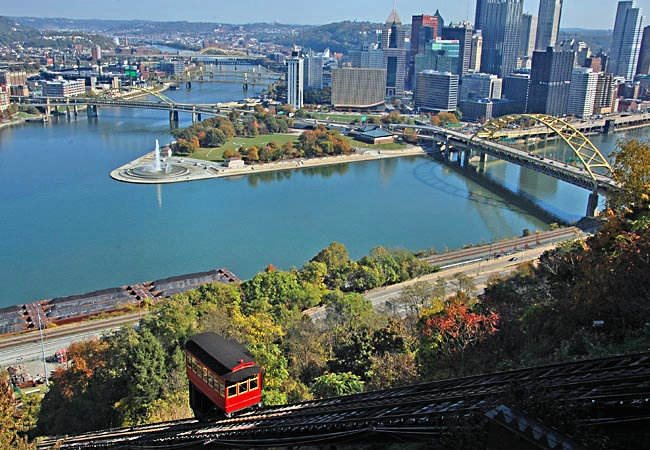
[188,134,299,162]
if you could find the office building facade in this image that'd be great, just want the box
[636,25,650,75]
[304,54,324,89]
[519,14,538,59]
[351,43,385,69]
[527,47,574,116]
[414,39,460,76]
[287,56,304,110]
[414,70,459,112]
[442,23,473,77]
[42,79,86,97]
[567,68,599,118]
[460,72,502,100]
[0,70,28,86]
[470,32,483,72]
[382,9,407,96]
[503,72,530,112]
[331,68,387,110]
[594,73,623,114]
[535,0,563,51]
[478,0,524,78]
[610,1,645,80]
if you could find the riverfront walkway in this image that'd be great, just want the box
[111,146,427,184]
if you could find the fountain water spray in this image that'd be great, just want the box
[154,139,162,172]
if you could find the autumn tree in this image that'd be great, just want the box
[608,138,650,213]
[0,374,34,450]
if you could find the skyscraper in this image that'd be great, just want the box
[567,68,598,118]
[442,22,473,77]
[636,25,650,75]
[469,31,483,72]
[303,53,324,90]
[478,0,524,78]
[414,70,459,112]
[409,13,443,87]
[527,47,574,116]
[287,55,304,110]
[382,8,407,96]
[414,39,460,76]
[535,0,563,51]
[519,14,538,59]
[475,0,486,30]
[610,1,645,80]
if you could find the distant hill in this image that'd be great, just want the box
[558,28,612,52]
[0,16,115,50]
[277,21,382,54]
[0,16,41,45]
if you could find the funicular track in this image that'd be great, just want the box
[39,352,650,449]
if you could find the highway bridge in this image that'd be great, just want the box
[37,352,650,449]
[384,114,618,217]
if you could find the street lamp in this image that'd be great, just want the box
[36,311,49,387]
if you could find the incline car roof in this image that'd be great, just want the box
[186,332,260,379]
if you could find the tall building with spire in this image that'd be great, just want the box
[535,0,563,51]
[478,0,523,78]
[382,8,407,96]
[610,0,645,80]
[409,12,444,87]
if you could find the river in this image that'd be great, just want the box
[0,81,646,306]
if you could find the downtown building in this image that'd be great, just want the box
[409,12,444,86]
[636,25,650,75]
[527,47,574,116]
[382,8,407,97]
[567,68,599,118]
[610,0,645,80]
[414,39,460,76]
[42,79,86,97]
[503,71,531,112]
[414,70,459,112]
[469,31,483,72]
[519,13,538,61]
[535,0,563,51]
[460,72,502,100]
[442,22,473,77]
[303,52,324,90]
[594,73,624,114]
[287,55,304,110]
[350,43,385,69]
[331,68,387,111]
[478,0,524,78]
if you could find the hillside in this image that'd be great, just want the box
[276,21,382,54]
[0,16,41,45]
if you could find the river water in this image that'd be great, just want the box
[0,81,646,306]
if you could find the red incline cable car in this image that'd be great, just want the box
[185,332,262,418]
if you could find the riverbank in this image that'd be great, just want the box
[111,145,427,184]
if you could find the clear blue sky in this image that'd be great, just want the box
[3,0,649,29]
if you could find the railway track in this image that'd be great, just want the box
[39,352,650,449]
[422,227,579,266]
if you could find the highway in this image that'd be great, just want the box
[306,242,561,322]
[0,232,575,370]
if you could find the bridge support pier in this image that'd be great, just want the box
[479,152,487,163]
[462,149,471,166]
[197,113,202,122]
[73,105,78,116]
[87,105,98,118]
[66,106,71,119]
[186,81,192,89]
[586,191,600,218]
[169,110,179,123]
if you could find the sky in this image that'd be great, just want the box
[2,0,650,29]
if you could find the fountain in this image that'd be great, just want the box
[123,140,191,180]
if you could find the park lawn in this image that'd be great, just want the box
[188,134,299,162]
[310,112,382,123]
[345,136,407,150]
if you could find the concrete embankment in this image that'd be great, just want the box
[111,146,427,184]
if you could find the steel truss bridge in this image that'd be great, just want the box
[37,352,650,449]
[12,86,239,123]
[388,114,618,216]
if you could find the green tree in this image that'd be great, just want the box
[608,138,650,213]
[311,373,364,399]
[118,329,167,425]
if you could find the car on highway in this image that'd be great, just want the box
[508,257,519,262]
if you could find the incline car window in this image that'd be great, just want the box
[227,385,237,398]
[249,376,259,391]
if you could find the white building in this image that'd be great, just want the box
[304,54,324,89]
[568,68,599,118]
[287,56,304,110]
[460,72,502,101]
[42,79,86,97]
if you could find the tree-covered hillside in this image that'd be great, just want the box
[278,21,381,53]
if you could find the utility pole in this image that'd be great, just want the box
[37,311,49,387]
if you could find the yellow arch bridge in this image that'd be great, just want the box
[391,114,618,217]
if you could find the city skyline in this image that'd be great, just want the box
[2,0,650,29]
